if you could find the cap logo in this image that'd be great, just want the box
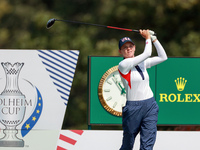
[121,37,131,42]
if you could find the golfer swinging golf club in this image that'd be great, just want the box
[118,29,167,150]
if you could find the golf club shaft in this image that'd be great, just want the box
[55,19,140,33]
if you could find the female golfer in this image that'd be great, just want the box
[118,30,167,150]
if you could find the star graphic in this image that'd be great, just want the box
[21,87,43,138]
[25,124,30,130]
[32,116,37,121]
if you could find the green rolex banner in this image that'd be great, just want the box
[156,57,200,125]
[88,56,200,125]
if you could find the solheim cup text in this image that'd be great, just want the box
[0,97,32,115]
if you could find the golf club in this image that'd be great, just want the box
[46,18,156,35]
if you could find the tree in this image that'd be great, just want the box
[0,0,200,129]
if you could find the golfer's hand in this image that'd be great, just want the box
[139,29,151,40]
[149,30,157,42]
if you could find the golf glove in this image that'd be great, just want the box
[149,30,157,41]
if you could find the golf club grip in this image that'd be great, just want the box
[107,26,157,35]
[107,26,139,33]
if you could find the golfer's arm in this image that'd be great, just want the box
[145,40,167,68]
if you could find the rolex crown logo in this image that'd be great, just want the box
[175,77,187,91]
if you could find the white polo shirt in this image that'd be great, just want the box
[118,39,167,101]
